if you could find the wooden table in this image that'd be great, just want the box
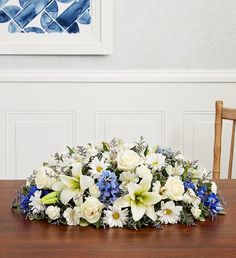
[0,180,236,258]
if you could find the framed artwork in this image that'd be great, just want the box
[0,0,113,55]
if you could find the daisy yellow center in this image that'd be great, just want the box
[112,212,120,220]
[164,208,172,215]
[152,161,159,166]
[96,166,103,173]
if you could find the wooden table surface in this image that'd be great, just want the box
[0,180,236,258]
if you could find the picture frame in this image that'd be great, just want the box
[0,0,113,55]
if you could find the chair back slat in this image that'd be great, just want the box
[213,101,223,179]
[222,108,236,120]
[228,120,236,179]
[213,101,236,179]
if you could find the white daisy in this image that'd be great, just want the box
[63,207,81,226]
[29,190,45,214]
[157,201,182,224]
[103,206,129,227]
[89,157,109,178]
[145,153,166,170]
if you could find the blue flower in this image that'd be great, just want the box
[196,185,207,200]
[96,170,120,204]
[184,180,195,190]
[204,193,224,215]
[20,186,38,213]
[19,186,51,213]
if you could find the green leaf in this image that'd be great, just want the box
[93,220,102,228]
[66,146,75,155]
[144,146,149,156]
[102,142,110,152]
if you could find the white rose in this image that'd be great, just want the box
[135,165,152,178]
[81,197,103,224]
[45,206,61,220]
[165,177,184,201]
[211,182,217,194]
[191,206,201,219]
[89,185,101,198]
[35,167,57,189]
[117,150,142,172]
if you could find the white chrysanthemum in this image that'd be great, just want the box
[119,172,139,190]
[29,190,45,214]
[103,206,129,227]
[63,207,81,226]
[45,206,61,220]
[89,157,109,178]
[145,153,166,170]
[157,201,182,224]
[165,163,184,177]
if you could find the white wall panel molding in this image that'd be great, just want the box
[1,70,236,83]
[4,111,77,179]
[94,111,165,145]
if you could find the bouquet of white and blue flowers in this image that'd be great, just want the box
[12,137,225,229]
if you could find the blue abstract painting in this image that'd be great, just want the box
[0,0,91,33]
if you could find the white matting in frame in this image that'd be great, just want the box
[0,0,113,55]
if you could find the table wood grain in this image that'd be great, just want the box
[0,180,236,258]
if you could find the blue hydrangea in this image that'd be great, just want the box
[184,180,195,190]
[204,193,224,215]
[96,170,119,204]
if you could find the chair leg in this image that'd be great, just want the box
[228,120,236,179]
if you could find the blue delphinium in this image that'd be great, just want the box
[196,185,207,200]
[204,193,224,215]
[96,170,120,204]
[184,180,195,191]
[19,186,38,213]
[19,186,51,213]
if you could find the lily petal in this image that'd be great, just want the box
[52,181,66,191]
[72,163,83,178]
[60,188,80,205]
[131,200,146,221]
[80,175,94,191]
[128,183,143,200]
[142,192,162,205]
[145,205,157,221]
[139,177,152,192]
[114,194,131,208]
[60,175,79,188]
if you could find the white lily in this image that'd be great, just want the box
[52,162,94,205]
[114,176,161,221]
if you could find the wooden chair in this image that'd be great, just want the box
[213,101,236,179]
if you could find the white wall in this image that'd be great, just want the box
[0,0,236,179]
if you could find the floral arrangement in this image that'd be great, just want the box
[12,138,225,229]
